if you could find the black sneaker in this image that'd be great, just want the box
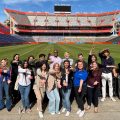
[7,108,12,112]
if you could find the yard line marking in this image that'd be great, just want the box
[20,45,39,56]
[20,44,46,56]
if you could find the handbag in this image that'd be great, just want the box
[14,75,20,90]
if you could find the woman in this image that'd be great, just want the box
[88,48,102,98]
[86,61,102,113]
[27,55,36,74]
[10,54,22,104]
[88,47,102,69]
[46,63,61,115]
[88,54,97,67]
[0,58,12,111]
[74,61,88,117]
[18,60,32,113]
[33,62,49,118]
[61,60,73,116]
[88,47,97,68]
[27,56,36,105]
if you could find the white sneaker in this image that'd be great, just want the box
[101,97,106,102]
[61,108,66,113]
[76,109,81,114]
[79,110,85,117]
[65,111,70,117]
[39,112,43,118]
[50,112,55,115]
[26,108,31,113]
[110,97,116,102]
[57,111,61,115]
[18,107,21,114]
[22,108,26,113]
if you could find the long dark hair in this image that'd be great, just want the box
[22,60,29,69]
[27,55,35,62]
[13,54,20,61]
[40,61,49,72]
[63,60,70,69]
[21,60,29,84]
[91,54,97,62]
[91,61,99,70]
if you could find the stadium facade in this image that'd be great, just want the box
[1,8,120,44]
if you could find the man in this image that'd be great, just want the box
[62,52,73,67]
[75,53,87,70]
[99,48,116,102]
[49,50,62,69]
[35,54,48,70]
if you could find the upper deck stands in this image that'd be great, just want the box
[5,8,120,27]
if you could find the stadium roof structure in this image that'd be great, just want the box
[4,8,120,35]
[4,8,120,16]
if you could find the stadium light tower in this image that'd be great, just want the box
[55,15,60,42]
[34,14,38,26]
[55,15,59,27]
[76,15,81,43]
[66,15,71,42]
[87,16,92,26]
[44,14,48,27]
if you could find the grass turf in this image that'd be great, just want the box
[0,43,120,65]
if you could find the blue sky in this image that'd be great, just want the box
[0,0,120,23]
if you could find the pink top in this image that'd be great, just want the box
[49,56,62,68]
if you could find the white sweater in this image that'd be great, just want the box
[18,67,31,86]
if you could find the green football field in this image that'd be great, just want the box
[0,43,120,65]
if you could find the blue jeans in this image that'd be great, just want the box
[19,84,31,109]
[46,88,60,113]
[61,88,71,112]
[0,81,12,110]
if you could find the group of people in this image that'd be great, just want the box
[0,47,120,118]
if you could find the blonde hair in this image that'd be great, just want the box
[0,58,8,68]
[1,58,8,64]
[53,63,60,70]
[64,52,69,57]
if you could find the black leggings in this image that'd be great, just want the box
[74,86,86,111]
[87,87,99,107]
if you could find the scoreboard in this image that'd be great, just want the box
[54,5,71,13]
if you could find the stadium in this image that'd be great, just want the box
[0,2,120,120]
[0,5,120,63]
[0,5,120,45]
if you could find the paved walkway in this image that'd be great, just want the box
[0,97,120,120]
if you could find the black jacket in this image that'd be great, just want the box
[61,68,73,89]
